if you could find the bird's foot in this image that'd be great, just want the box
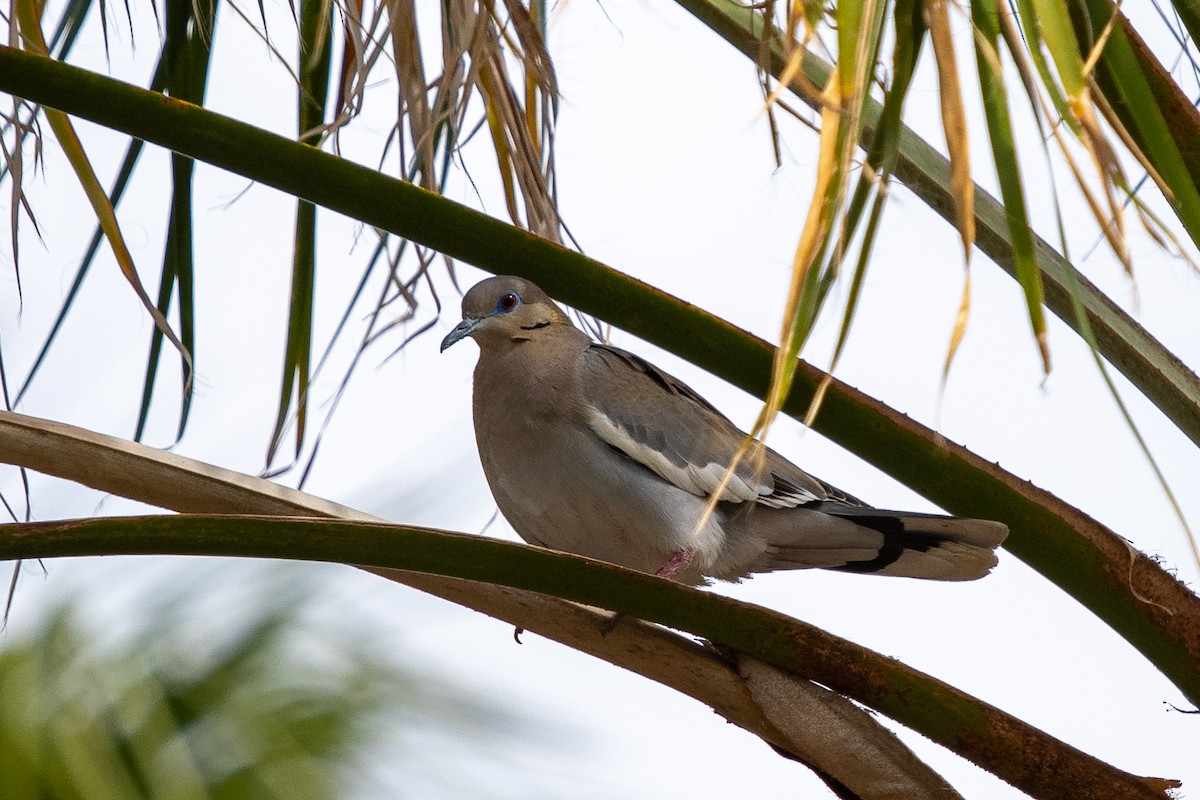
[600,551,695,638]
[654,548,696,580]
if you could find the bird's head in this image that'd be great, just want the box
[440,275,572,352]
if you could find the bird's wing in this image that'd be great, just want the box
[579,344,842,508]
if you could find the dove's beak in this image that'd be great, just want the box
[440,318,481,352]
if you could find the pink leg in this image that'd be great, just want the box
[654,548,696,580]
[600,549,697,637]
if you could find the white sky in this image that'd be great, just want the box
[3,0,1199,797]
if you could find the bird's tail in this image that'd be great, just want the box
[760,503,1009,581]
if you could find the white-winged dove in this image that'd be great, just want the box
[441,275,1007,584]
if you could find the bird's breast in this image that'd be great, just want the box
[468,340,728,578]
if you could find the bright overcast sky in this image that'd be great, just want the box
[3,0,1199,797]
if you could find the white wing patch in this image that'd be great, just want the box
[586,407,820,507]
[758,474,823,508]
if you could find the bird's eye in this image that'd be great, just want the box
[496,292,521,313]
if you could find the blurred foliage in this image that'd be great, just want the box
[0,564,544,800]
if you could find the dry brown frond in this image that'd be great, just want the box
[1,98,45,302]
[927,0,974,261]
[389,0,436,185]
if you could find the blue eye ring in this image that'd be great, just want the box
[495,291,522,313]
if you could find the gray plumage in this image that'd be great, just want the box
[441,275,1007,584]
